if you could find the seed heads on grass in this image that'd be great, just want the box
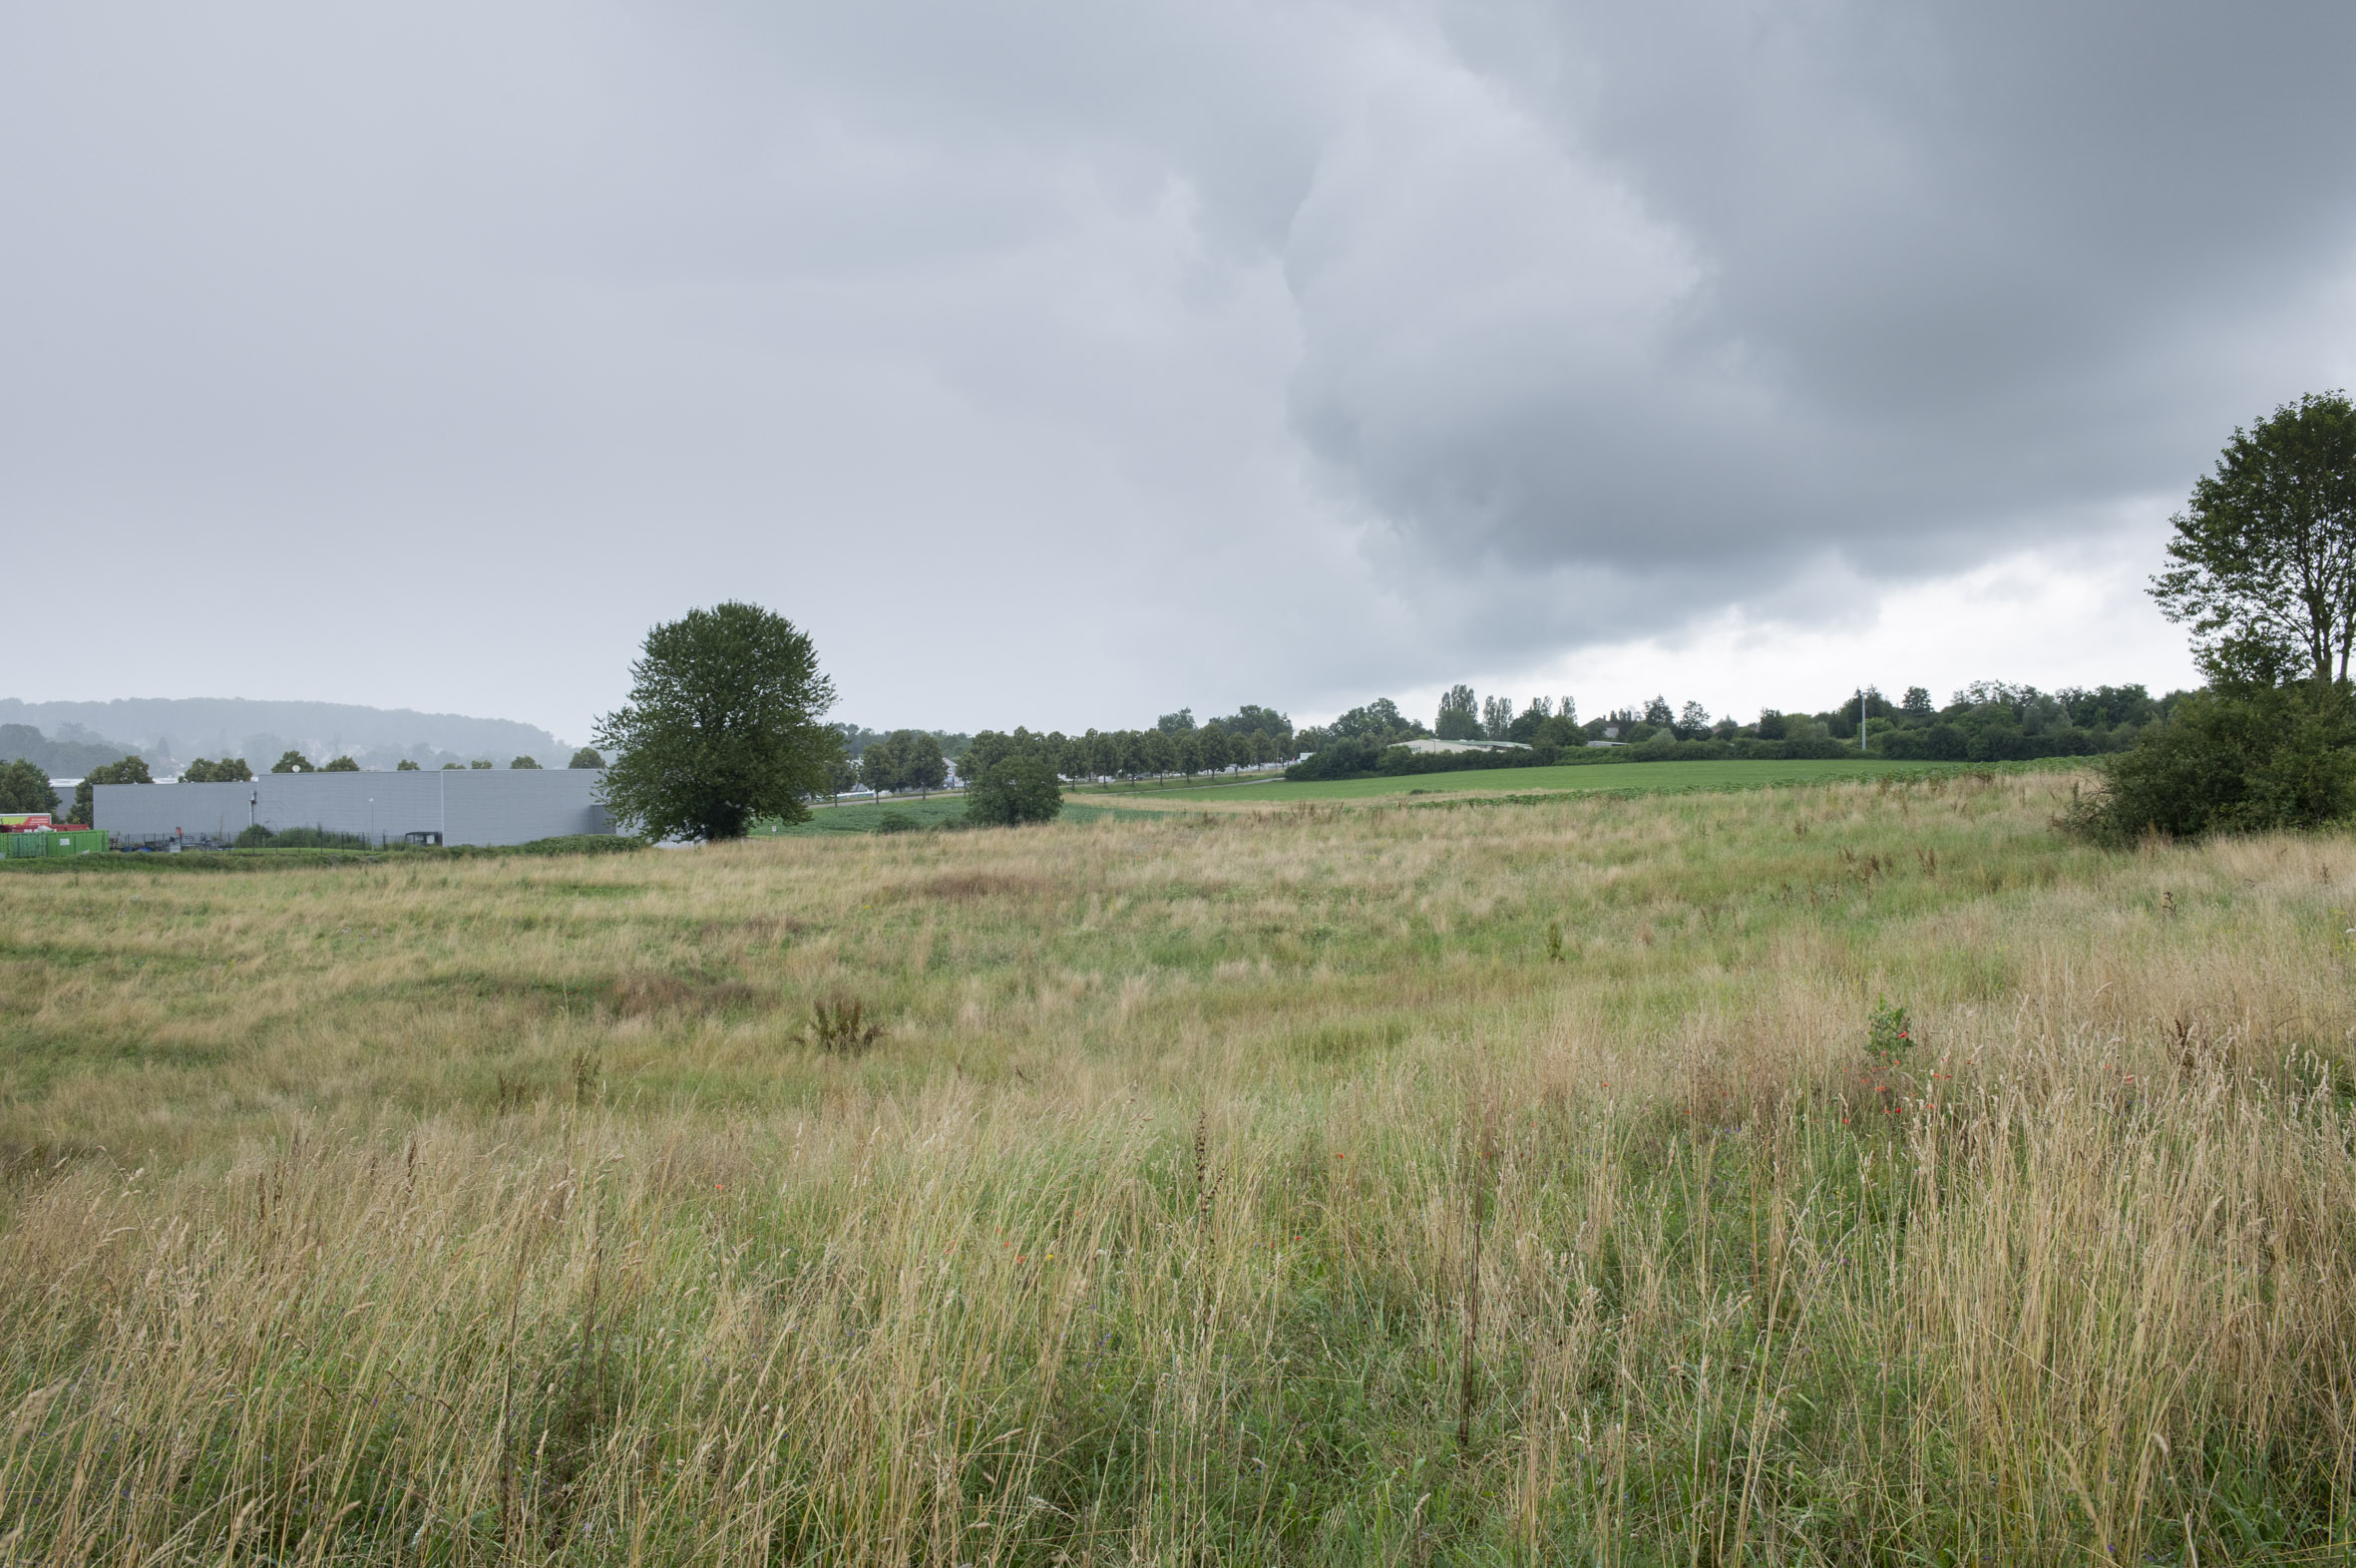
[1191,1109,1213,1226]
[570,1047,600,1108]
[1458,1106,1498,1461]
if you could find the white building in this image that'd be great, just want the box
[95,768,613,848]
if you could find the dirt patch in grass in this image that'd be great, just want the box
[903,870,1053,902]
[599,973,769,1017]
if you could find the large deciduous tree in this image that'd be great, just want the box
[893,731,948,798]
[2153,391,2356,685]
[592,601,839,841]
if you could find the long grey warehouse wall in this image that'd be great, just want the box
[95,770,611,847]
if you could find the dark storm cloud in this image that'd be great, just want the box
[1,3,2349,731]
[1289,2,2356,599]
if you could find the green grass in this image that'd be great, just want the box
[756,795,1143,836]
[1162,755,1977,802]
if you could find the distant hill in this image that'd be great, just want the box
[0,698,571,775]
[0,723,150,779]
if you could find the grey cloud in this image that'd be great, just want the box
[1,3,2348,733]
[1308,0,2356,599]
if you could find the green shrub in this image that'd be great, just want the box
[873,810,921,835]
[964,755,1063,827]
[1867,997,1915,1065]
[2068,681,2356,844]
[238,825,373,850]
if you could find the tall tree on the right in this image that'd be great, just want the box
[2152,390,2356,684]
[2074,393,2356,843]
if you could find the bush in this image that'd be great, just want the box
[2068,682,2356,844]
[236,825,373,850]
[964,755,1063,826]
[873,811,921,835]
[1878,724,1969,761]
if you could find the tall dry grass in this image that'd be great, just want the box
[3,772,2355,1562]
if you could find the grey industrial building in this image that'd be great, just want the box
[95,769,614,848]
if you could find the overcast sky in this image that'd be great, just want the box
[7,2,2354,742]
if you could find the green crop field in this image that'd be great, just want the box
[3,769,2352,1563]
[1149,754,1970,802]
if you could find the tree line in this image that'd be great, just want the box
[1287,678,2177,782]
[953,706,1296,794]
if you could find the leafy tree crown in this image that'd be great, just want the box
[592,600,839,841]
[965,754,1062,827]
[2152,390,2356,685]
[0,759,59,816]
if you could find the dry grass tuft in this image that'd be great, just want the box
[906,868,1055,902]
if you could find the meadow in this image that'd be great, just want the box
[3,771,2355,1563]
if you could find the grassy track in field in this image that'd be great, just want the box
[1144,754,1972,803]
[756,796,1149,835]
[2,769,2353,1563]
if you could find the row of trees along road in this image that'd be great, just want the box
[842,729,948,798]
[957,707,1296,794]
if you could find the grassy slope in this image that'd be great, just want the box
[1153,754,1966,802]
[2,773,2353,1562]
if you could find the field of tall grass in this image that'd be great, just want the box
[4,770,2355,1563]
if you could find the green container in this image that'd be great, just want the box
[3,830,108,858]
